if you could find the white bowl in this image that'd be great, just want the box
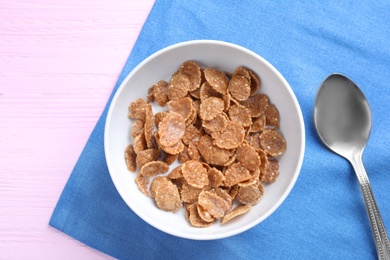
[104,40,305,240]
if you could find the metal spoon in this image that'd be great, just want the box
[314,73,390,260]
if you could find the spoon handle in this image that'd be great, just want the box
[350,152,390,260]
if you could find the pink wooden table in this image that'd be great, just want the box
[0,1,155,258]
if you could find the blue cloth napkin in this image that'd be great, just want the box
[50,0,390,259]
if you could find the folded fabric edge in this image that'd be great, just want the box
[48,198,114,259]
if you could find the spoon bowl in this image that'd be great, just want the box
[314,74,390,260]
[314,74,372,158]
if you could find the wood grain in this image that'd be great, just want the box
[0,0,155,258]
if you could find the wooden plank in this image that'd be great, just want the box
[0,0,155,258]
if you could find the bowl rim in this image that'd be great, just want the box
[104,39,306,240]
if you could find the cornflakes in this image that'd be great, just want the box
[199,97,224,121]
[236,143,260,171]
[124,61,288,228]
[179,60,201,92]
[249,132,261,150]
[124,144,136,172]
[211,121,245,149]
[249,70,260,96]
[228,184,239,200]
[241,93,269,118]
[202,112,228,133]
[197,204,215,222]
[140,161,169,178]
[128,98,148,120]
[178,148,190,163]
[187,139,202,161]
[223,152,237,167]
[249,114,266,133]
[214,188,233,210]
[259,128,286,157]
[150,176,169,198]
[167,97,193,121]
[182,125,202,145]
[200,81,221,100]
[185,103,198,126]
[147,85,155,103]
[263,158,280,183]
[162,140,185,155]
[154,80,169,106]
[182,160,209,189]
[189,87,201,99]
[221,205,252,224]
[257,148,268,182]
[131,119,144,138]
[154,111,168,128]
[149,176,168,198]
[228,104,252,127]
[208,167,225,188]
[154,178,182,212]
[224,162,252,186]
[234,67,251,80]
[167,73,190,100]
[158,112,186,147]
[168,165,183,179]
[136,149,160,169]
[135,173,150,197]
[197,135,231,166]
[228,74,251,101]
[180,182,203,203]
[187,203,213,227]
[133,132,147,154]
[239,168,260,187]
[265,103,280,128]
[204,68,228,95]
[162,152,178,165]
[237,183,263,205]
[144,104,154,148]
[198,190,230,219]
